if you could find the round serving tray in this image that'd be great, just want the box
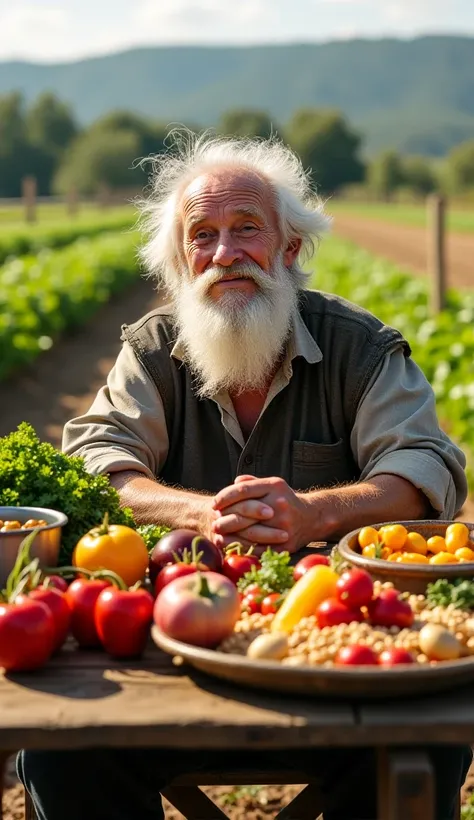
[152,626,474,699]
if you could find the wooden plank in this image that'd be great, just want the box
[162,786,229,819]
[275,784,324,819]
[357,685,474,744]
[377,748,434,820]
[0,649,354,750]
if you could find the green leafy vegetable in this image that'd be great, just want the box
[137,523,171,555]
[426,578,474,610]
[0,423,135,564]
[237,548,294,595]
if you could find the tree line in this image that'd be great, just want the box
[1,92,474,199]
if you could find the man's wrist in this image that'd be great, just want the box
[297,490,339,545]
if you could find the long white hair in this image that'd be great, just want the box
[137,128,331,294]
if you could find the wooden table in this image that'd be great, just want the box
[0,639,470,820]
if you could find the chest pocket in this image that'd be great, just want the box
[291,439,359,491]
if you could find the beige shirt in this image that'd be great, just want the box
[63,311,467,518]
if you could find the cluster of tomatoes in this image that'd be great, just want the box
[358,522,474,565]
[239,553,331,615]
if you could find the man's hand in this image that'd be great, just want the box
[211,475,310,554]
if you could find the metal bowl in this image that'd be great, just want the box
[0,506,68,588]
[338,519,474,594]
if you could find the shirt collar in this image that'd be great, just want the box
[170,306,323,366]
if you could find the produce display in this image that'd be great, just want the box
[356,522,474,564]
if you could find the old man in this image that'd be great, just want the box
[19,131,471,819]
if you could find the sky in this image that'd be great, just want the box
[0,0,473,63]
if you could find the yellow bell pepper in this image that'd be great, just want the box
[271,565,339,633]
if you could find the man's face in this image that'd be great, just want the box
[180,168,281,304]
[173,168,301,398]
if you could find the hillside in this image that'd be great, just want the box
[1,36,474,155]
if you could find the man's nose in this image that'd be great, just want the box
[212,232,243,267]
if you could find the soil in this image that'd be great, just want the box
[332,213,474,290]
[1,226,474,818]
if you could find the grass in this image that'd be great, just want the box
[327,200,474,233]
[0,203,136,233]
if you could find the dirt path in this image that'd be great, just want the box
[332,213,474,290]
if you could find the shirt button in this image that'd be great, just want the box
[244,454,254,465]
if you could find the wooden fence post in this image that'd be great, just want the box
[22,176,37,223]
[97,183,111,209]
[66,186,79,217]
[427,194,446,314]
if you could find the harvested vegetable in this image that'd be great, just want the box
[137,524,170,555]
[247,632,289,661]
[238,548,294,596]
[73,514,148,587]
[149,530,223,583]
[0,423,135,564]
[95,582,154,659]
[426,578,474,610]
[271,565,339,634]
[418,623,462,661]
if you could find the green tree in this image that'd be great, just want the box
[286,108,364,194]
[446,140,474,193]
[400,155,438,196]
[54,129,145,194]
[218,109,276,139]
[26,92,77,157]
[0,93,37,196]
[367,150,404,201]
[90,110,168,157]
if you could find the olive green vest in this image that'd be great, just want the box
[121,290,410,494]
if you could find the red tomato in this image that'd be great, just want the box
[293,553,329,581]
[18,587,71,652]
[317,597,364,628]
[242,590,262,614]
[0,598,55,671]
[242,583,264,596]
[261,592,283,615]
[66,578,110,648]
[95,587,154,658]
[368,589,414,629]
[223,553,260,585]
[336,569,374,608]
[155,563,201,595]
[336,644,378,666]
[378,647,414,666]
[44,575,69,593]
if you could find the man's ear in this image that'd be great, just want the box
[283,237,302,267]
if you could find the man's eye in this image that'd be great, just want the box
[195,231,210,241]
[240,224,258,233]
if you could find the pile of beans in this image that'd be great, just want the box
[0,518,48,533]
[218,581,474,666]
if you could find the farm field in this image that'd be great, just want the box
[328,200,474,233]
[0,202,136,228]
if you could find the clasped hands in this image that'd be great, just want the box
[209,474,309,555]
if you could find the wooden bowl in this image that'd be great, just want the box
[152,626,474,699]
[338,520,474,594]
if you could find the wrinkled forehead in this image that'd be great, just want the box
[179,168,279,229]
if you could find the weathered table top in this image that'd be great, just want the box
[1,640,474,752]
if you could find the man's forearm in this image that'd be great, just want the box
[109,470,212,532]
[300,474,432,542]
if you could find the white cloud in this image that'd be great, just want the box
[0,4,73,60]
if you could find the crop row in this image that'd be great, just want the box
[0,231,141,381]
[312,237,474,483]
[0,209,136,266]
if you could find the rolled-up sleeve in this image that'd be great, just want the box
[351,348,467,518]
[62,341,169,478]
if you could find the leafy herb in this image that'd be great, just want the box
[426,578,474,610]
[237,548,294,595]
[137,523,170,554]
[0,423,135,564]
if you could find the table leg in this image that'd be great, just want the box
[162,786,229,819]
[377,747,434,820]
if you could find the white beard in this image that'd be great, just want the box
[171,254,300,398]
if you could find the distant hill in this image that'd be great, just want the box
[2,36,474,156]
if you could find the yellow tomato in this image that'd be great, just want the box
[429,552,459,565]
[404,531,428,556]
[397,552,430,564]
[362,545,377,559]
[358,526,381,548]
[445,523,470,553]
[387,552,403,562]
[378,524,408,551]
[426,535,447,555]
[380,546,392,560]
[73,518,149,586]
[454,547,474,562]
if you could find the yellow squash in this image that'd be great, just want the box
[271,565,338,634]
